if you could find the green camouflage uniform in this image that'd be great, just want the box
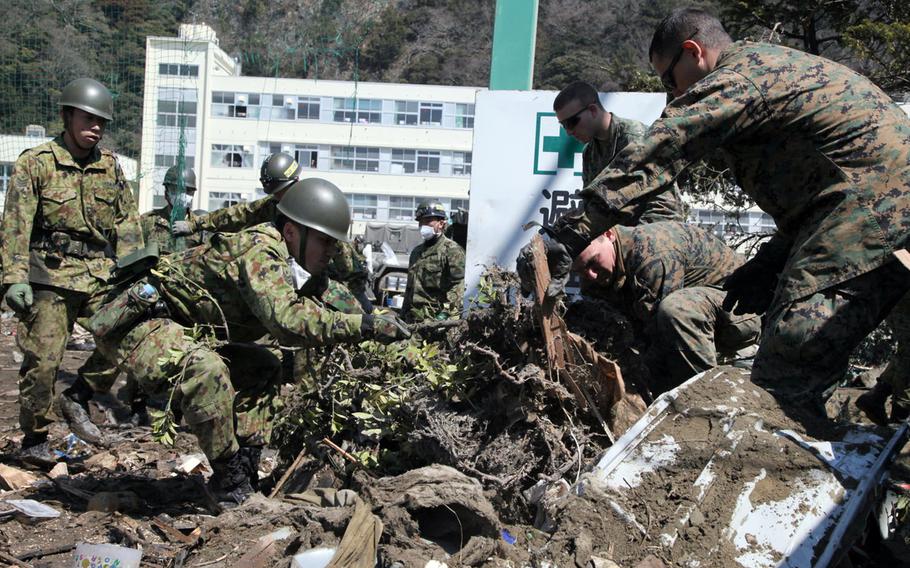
[583,222,760,391]
[95,225,364,461]
[327,241,371,306]
[1,136,143,435]
[561,41,910,398]
[582,114,685,225]
[401,234,465,321]
[140,206,206,255]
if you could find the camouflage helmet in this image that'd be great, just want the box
[59,78,114,121]
[277,178,351,242]
[163,165,197,191]
[260,152,301,194]
[415,201,447,221]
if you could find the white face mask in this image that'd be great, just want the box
[419,225,437,241]
[287,256,311,290]
[167,191,194,209]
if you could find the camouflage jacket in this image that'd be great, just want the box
[402,234,465,320]
[153,225,363,346]
[326,241,369,295]
[584,222,743,325]
[583,114,685,224]
[575,41,910,303]
[140,206,206,255]
[1,135,143,292]
[189,195,275,233]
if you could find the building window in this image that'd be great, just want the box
[264,95,296,120]
[294,145,319,169]
[157,87,197,128]
[452,152,472,176]
[348,194,379,220]
[212,92,261,118]
[388,195,419,221]
[416,151,440,174]
[297,97,320,120]
[419,102,443,126]
[159,63,199,77]
[390,149,416,174]
[211,144,254,168]
[332,98,382,123]
[208,191,245,210]
[155,154,195,168]
[450,198,468,212]
[331,146,380,172]
[395,101,418,125]
[455,103,475,128]
[0,163,11,210]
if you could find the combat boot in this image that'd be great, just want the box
[856,381,892,427]
[59,377,105,445]
[240,446,263,490]
[208,450,256,507]
[128,396,150,427]
[19,434,58,468]
[892,401,910,423]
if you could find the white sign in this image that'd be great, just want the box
[464,90,668,301]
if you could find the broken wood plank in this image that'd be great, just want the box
[269,446,307,498]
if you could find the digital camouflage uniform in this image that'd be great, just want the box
[95,225,365,461]
[401,234,465,321]
[582,114,685,225]
[584,222,760,391]
[1,136,143,435]
[559,41,910,398]
[140,206,206,255]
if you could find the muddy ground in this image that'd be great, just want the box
[1,302,909,567]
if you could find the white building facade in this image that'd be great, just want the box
[141,24,480,233]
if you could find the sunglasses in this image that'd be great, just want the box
[559,105,590,130]
[660,29,699,92]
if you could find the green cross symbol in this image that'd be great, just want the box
[542,127,584,169]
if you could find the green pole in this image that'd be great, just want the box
[489,0,539,90]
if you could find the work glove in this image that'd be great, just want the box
[516,238,572,299]
[171,220,194,236]
[361,313,412,344]
[4,283,34,314]
[721,257,778,316]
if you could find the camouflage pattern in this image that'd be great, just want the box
[879,291,910,412]
[140,206,206,255]
[189,195,275,234]
[583,221,759,389]
[327,241,369,299]
[1,135,142,435]
[582,114,685,225]
[558,41,910,394]
[96,225,366,460]
[401,234,465,321]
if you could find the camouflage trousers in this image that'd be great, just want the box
[645,286,762,393]
[97,318,283,461]
[879,290,910,411]
[752,260,910,402]
[17,284,119,436]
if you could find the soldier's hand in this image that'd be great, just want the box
[721,259,777,316]
[4,283,33,314]
[172,220,194,236]
[516,238,572,299]
[361,313,412,344]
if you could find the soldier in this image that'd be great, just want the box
[141,165,206,254]
[174,152,372,309]
[1,78,143,464]
[91,178,410,504]
[569,222,761,393]
[856,292,910,425]
[553,81,685,225]
[521,8,910,405]
[401,201,465,321]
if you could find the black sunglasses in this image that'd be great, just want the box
[559,105,590,130]
[660,29,699,92]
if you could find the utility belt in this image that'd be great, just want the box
[31,230,113,260]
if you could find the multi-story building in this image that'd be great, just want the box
[141,24,480,233]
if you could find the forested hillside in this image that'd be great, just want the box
[1,0,907,158]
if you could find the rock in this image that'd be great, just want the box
[688,508,705,527]
[0,463,38,490]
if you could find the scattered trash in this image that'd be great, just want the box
[2,499,60,521]
[87,491,140,513]
[234,525,296,568]
[54,433,92,460]
[0,463,38,490]
[72,542,142,568]
[175,453,208,475]
[151,513,202,545]
[84,451,119,471]
[500,528,516,545]
[290,548,336,568]
[48,462,69,479]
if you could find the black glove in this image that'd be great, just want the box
[361,313,412,344]
[721,257,779,316]
[516,238,572,299]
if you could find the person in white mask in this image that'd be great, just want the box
[401,201,466,322]
[140,165,205,255]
